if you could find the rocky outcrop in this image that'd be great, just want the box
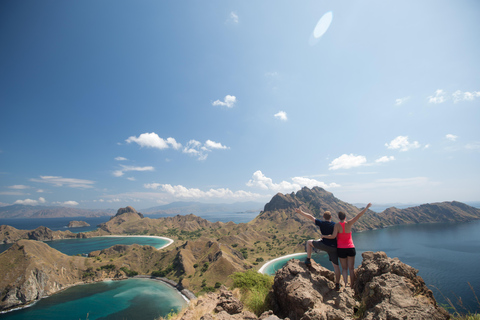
[67,220,90,228]
[0,225,79,244]
[272,259,356,320]
[355,251,450,320]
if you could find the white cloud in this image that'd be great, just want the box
[228,12,239,24]
[375,156,395,163]
[14,197,46,205]
[465,142,480,150]
[212,95,237,108]
[115,157,128,161]
[30,176,95,189]
[452,90,480,103]
[113,165,154,177]
[54,200,79,206]
[143,183,261,200]
[274,111,288,121]
[328,154,367,170]
[183,139,229,160]
[127,177,136,181]
[446,134,458,142]
[9,185,30,189]
[428,89,447,104]
[385,136,420,151]
[126,132,181,150]
[395,96,410,106]
[205,140,228,150]
[246,170,339,192]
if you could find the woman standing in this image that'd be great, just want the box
[322,203,372,288]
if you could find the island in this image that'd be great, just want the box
[67,220,90,228]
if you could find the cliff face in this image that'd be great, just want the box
[0,240,86,311]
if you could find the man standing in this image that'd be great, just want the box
[295,208,341,290]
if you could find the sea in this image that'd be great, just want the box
[1,209,480,318]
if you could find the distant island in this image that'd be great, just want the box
[67,220,90,228]
[1,187,479,313]
[0,204,114,219]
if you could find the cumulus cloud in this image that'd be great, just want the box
[212,95,237,108]
[385,136,420,151]
[113,165,154,177]
[395,96,410,106]
[446,134,458,142]
[183,139,229,160]
[274,111,288,121]
[452,90,480,103]
[246,170,339,192]
[14,197,46,205]
[30,176,95,189]
[126,132,181,150]
[144,183,261,200]
[375,156,395,163]
[328,154,367,170]
[428,89,447,104]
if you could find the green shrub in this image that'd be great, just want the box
[230,270,273,316]
[120,267,138,277]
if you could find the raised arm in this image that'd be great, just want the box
[349,203,372,225]
[294,208,315,222]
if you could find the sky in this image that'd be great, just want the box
[1,0,479,210]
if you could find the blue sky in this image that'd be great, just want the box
[1,0,479,209]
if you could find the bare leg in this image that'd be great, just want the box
[306,240,313,259]
[347,256,355,287]
[339,257,348,287]
[331,262,341,285]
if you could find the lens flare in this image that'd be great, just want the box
[309,11,333,46]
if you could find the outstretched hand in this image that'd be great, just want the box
[366,203,372,209]
[294,208,302,214]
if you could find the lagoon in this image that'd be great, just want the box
[0,278,187,320]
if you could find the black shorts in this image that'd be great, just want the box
[311,240,339,265]
[337,247,356,258]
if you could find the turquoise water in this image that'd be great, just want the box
[44,236,170,255]
[0,236,170,256]
[261,220,480,313]
[0,278,187,320]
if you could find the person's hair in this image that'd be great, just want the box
[338,211,346,221]
[323,211,332,220]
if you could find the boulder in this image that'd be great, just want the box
[272,259,356,320]
[355,251,450,320]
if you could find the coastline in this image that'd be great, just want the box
[258,252,305,274]
[98,235,174,250]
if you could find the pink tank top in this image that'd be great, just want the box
[337,222,354,248]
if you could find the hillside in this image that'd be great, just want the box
[0,204,114,219]
[1,188,480,302]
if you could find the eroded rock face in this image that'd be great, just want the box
[272,259,356,320]
[355,251,450,320]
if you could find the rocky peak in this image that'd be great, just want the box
[115,206,144,218]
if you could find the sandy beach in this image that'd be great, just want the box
[99,235,174,250]
[258,252,305,274]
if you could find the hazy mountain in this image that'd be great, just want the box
[141,201,264,215]
[0,204,115,219]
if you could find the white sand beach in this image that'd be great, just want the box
[100,235,174,250]
[258,252,305,274]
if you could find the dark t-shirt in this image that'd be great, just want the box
[315,219,337,247]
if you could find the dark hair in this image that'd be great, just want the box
[323,211,332,220]
[338,211,346,220]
